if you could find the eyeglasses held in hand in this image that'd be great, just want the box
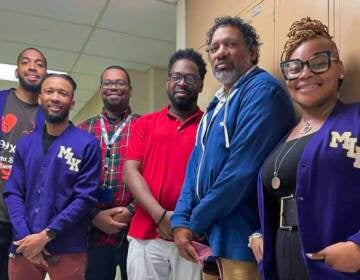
[169,72,200,85]
[280,50,339,81]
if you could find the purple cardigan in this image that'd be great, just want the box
[4,123,101,254]
[258,101,360,279]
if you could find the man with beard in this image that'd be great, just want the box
[78,65,138,280]
[123,49,205,280]
[0,48,47,280]
[4,74,101,280]
[171,17,295,280]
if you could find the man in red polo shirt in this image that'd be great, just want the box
[123,49,206,280]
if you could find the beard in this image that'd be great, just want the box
[103,98,129,113]
[167,89,198,111]
[213,69,241,86]
[18,75,42,93]
[45,109,69,124]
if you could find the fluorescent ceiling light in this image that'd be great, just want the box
[0,63,67,82]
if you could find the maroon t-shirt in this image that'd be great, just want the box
[0,91,38,222]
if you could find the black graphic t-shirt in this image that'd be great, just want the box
[0,91,38,222]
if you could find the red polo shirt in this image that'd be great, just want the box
[125,106,203,239]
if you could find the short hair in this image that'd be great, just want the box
[42,73,77,92]
[206,16,261,65]
[17,47,47,68]
[281,17,339,61]
[100,65,132,87]
[168,48,207,80]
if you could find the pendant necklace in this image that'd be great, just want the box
[271,120,312,189]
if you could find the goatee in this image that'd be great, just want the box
[214,69,240,86]
[18,76,41,93]
[45,112,68,124]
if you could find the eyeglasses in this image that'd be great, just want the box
[169,72,200,85]
[101,79,129,89]
[280,50,339,81]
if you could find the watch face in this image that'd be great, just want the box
[127,204,135,216]
[46,229,56,240]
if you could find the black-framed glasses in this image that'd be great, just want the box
[280,50,339,81]
[101,79,129,89]
[169,72,200,85]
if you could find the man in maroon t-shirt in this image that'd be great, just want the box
[0,48,47,280]
[123,49,206,280]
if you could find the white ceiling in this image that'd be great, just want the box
[0,0,177,117]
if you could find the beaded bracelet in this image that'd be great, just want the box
[155,209,167,225]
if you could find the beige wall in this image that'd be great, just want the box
[72,67,168,124]
[150,67,170,112]
[185,0,360,108]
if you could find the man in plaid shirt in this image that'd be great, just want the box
[78,65,138,280]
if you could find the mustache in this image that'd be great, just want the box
[174,85,191,92]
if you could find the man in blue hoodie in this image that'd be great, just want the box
[171,16,295,280]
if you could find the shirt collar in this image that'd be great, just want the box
[166,105,203,123]
[215,65,257,101]
[102,107,132,124]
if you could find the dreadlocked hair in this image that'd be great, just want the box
[281,17,338,61]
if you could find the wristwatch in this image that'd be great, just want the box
[126,203,136,216]
[45,228,56,241]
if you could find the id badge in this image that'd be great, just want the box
[96,187,113,203]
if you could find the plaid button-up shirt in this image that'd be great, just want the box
[78,108,138,247]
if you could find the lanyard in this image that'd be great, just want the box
[99,113,134,189]
[99,113,133,147]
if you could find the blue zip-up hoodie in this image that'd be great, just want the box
[171,67,296,261]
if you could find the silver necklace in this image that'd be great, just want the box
[271,121,312,189]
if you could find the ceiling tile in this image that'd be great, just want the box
[73,54,150,76]
[0,10,92,52]
[70,73,100,91]
[0,41,79,73]
[0,0,107,25]
[99,0,176,42]
[84,29,175,66]
[0,0,177,121]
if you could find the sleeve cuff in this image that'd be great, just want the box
[348,231,360,246]
[170,214,191,231]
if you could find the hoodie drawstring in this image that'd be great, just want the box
[220,96,230,148]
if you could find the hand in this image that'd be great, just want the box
[174,227,199,264]
[27,252,49,267]
[14,231,48,259]
[307,241,360,273]
[249,236,263,263]
[156,211,174,241]
[112,207,132,224]
[92,208,128,234]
